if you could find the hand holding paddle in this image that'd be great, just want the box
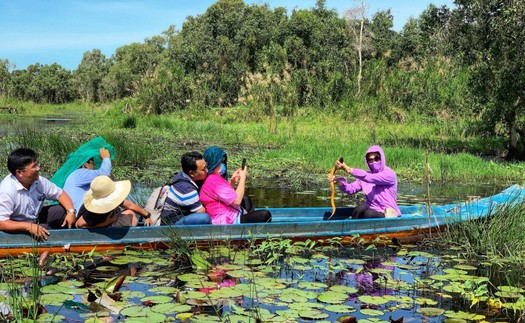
[328,157,344,220]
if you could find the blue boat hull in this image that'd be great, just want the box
[0,185,523,256]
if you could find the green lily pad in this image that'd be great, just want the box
[330,285,358,294]
[358,295,389,305]
[177,273,207,282]
[37,313,66,322]
[298,309,329,320]
[289,302,324,310]
[444,310,485,320]
[297,281,328,289]
[360,308,384,316]
[325,304,356,313]
[140,295,173,304]
[318,291,348,304]
[40,293,74,306]
[147,286,179,294]
[418,307,446,316]
[121,305,151,317]
[208,287,244,299]
[185,280,217,289]
[453,264,478,271]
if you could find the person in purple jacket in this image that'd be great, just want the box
[328,145,400,219]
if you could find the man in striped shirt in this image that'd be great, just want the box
[160,151,211,225]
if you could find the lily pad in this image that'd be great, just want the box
[140,295,173,304]
[318,291,348,304]
[418,307,446,316]
[40,293,74,306]
[325,304,356,313]
[298,309,329,320]
[360,308,384,316]
[358,295,389,305]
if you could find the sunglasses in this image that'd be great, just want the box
[366,156,381,163]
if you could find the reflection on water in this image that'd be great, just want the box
[131,181,508,209]
[0,115,72,136]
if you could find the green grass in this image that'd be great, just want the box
[1,101,524,189]
[443,201,525,259]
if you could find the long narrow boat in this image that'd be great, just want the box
[1,185,523,257]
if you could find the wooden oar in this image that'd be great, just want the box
[328,157,344,220]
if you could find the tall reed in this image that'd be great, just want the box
[444,199,525,259]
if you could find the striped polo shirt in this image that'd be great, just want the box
[162,172,202,218]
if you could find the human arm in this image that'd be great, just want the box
[0,219,49,240]
[232,167,247,205]
[75,213,117,229]
[56,191,76,228]
[121,199,152,226]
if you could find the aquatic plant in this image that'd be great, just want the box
[0,252,43,322]
[445,199,525,259]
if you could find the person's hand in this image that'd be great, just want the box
[239,166,248,180]
[144,218,152,226]
[327,174,341,186]
[100,147,110,159]
[336,160,352,174]
[230,169,241,183]
[29,223,49,241]
[62,211,76,228]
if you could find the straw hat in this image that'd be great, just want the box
[84,176,131,213]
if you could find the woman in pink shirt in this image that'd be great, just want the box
[199,146,271,225]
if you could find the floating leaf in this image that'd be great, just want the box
[148,286,179,294]
[360,308,384,316]
[40,293,74,306]
[298,309,329,320]
[330,285,358,294]
[318,291,348,304]
[140,295,173,304]
[325,304,356,313]
[297,281,327,289]
[37,313,66,322]
[453,264,478,271]
[358,295,389,305]
[121,305,151,317]
[177,273,207,282]
[444,310,485,320]
[418,307,445,317]
[176,312,194,320]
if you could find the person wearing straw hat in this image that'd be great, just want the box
[75,175,152,228]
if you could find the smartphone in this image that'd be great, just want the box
[241,158,247,170]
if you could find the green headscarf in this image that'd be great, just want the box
[50,136,116,188]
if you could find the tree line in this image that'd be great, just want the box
[0,0,524,159]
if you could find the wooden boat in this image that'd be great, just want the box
[1,185,523,257]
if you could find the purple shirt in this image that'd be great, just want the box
[338,145,400,216]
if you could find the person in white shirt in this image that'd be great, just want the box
[0,148,76,240]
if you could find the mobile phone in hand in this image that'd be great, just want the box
[241,158,247,170]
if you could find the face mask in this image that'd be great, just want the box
[218,163,227,175]
[368,161,382,173]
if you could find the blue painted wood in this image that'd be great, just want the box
[0,185,523,252]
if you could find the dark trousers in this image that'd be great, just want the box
[352,203,385,219]
[38,204,67,229]
[240,196,272,223]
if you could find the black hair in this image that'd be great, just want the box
[181,151,204,175]
[7,148,38,175]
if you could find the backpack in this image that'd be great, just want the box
[144,185,170,226]
[143,176,187,226]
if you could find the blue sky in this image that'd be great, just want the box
[0,0,454,71]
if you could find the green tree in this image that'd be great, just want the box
[452,0,525,159]
[102,36,165,101]
[0,59,13,98]
[73,49,109,102]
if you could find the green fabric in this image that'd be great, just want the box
[50,136,116,188]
